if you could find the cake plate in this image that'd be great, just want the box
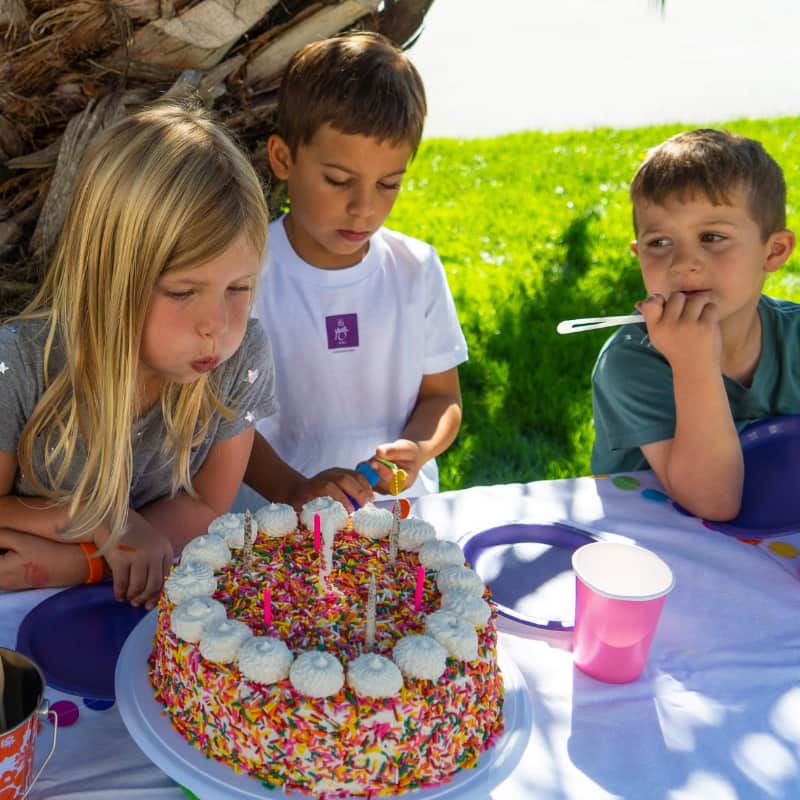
[116,612,532,800]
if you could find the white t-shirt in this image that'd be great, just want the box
[253,217,468,496]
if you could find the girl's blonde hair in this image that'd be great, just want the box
[16,100,268,545]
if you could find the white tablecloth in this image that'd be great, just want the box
[2,472,799,800]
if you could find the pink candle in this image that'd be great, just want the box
[414,564,425,612]
[313,513,321,552]
[263,585,272,627]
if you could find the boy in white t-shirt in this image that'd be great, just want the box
[243,32,468,506]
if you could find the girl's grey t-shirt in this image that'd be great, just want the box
[0,316,277,509]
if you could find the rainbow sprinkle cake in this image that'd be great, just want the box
[149,499,504,797]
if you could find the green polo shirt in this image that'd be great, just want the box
[590,295,800,474]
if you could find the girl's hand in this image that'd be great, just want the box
[370,440,424,495]
[0,529,89,590]
[96,516,173,609]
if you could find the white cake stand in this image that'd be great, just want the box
[116,612,532,800]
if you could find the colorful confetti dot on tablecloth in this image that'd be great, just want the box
[50,700,79,726]
[641,488,669,503]
[768,541,799,559]
[737,537,761,545]
[612,475,640,491]
[178,785,200,799]
[83,697,114,711]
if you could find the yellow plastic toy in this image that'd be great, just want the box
[375,457,408,495]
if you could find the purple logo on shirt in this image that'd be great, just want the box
[326,313,359,350]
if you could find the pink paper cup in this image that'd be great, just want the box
[571,542,674,683]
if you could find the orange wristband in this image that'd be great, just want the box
[80,542,104,584]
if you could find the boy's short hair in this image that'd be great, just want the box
[275,31,426,156]
[630,129,786,239]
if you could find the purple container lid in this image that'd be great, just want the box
[16,582,148,701]
[461,522,597,630]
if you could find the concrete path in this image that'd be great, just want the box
[408,0,800,138]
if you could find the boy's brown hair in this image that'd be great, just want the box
[275,31,426,156]
[630,129,786,240]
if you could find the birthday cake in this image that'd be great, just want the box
[149,498,504,797]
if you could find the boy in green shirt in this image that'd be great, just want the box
[591,129,798,520]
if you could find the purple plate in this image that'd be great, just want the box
[16,582,148,701]
[461,523,597,630]
[700,415,800,539]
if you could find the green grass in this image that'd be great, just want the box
[386,118,800,491]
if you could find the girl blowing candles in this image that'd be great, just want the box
[0,102,276,609]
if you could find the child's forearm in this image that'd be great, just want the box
[0,529,92,591]
[399,368,463,465]
[401,394,463,464]
[659,366,743,519]
[0,494,81,541]
[137,495,223,551]
[243,430,307,505]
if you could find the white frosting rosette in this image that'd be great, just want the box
[392,634,448,681]
[436,564,485,598]
[165,560,217,604]
[289,651,344,698]
[238,637,294,684]
[198,618,253,664]
[418,540,464,571]
[351,504,393,540]
[425,610,479,662]
[300,497,348,533]
[347,653,403,698]
[398,517,436,552]
[181,533,231,570]
[208,512,246,549]
[440,590,491,629]
[254,502,297,537]
[170,596,226,643]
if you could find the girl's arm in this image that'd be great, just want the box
[0,450,74,539]
[371,367,463,493]
[0,449,97,591]
[71,430,256,605]
[0,450,172,605]
[137,426,255,551]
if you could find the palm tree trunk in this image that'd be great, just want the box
[0,0,436,315]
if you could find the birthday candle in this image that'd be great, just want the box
[243,508,254,574]
[388,501,400,564]
[364,572,377,652]
[263,585,272,627]
[321,519,335,577]
[414,564,425,612]
[313,513,321,552]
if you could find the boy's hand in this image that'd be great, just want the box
[369,440,424,495]
[287,468,374,513]
[636,292,722,373]
[95,516,173,610]
[0,529,89,590]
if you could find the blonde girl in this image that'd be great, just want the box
[0,102,276,609]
